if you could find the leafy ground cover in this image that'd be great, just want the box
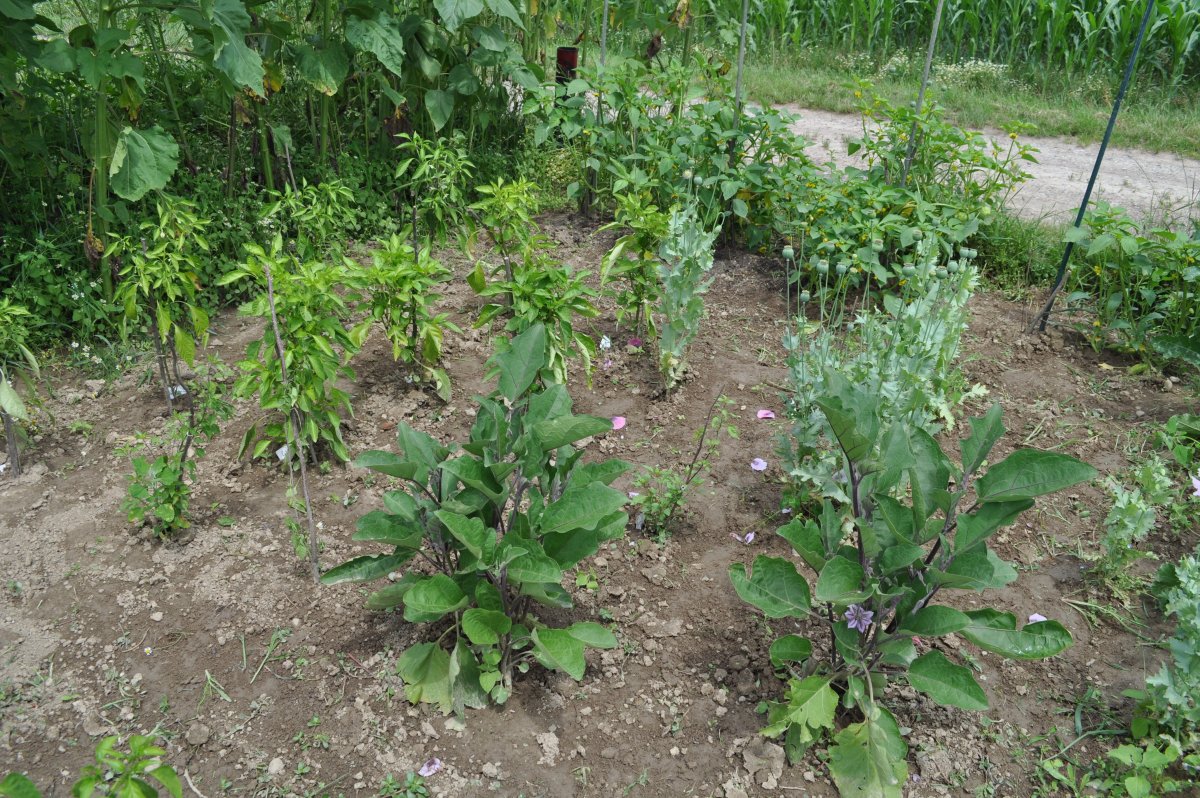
[1,212,1197,796]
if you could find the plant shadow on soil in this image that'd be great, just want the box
[1,213,1197,797]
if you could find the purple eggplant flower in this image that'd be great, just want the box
[418,758,442,777]
[1192,473,1200,497]
[844,604,874,634]
[1027,613,1047,623]
[750,457,768,472]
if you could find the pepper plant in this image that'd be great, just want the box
[112,195,211,412]
[730,372,1096,797]
[600,191,669,340]
[363,235,459,401]
[218,236,370,463]
[322,325,627,713]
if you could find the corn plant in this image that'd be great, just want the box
[363,235,459,401]
[112,195,211,412]
[657,206,718,390]
[218,235,370,464]
[322,325,626,712]
[731,375,1095,796]
[0,300,39,477]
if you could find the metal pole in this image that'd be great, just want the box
[1032,0,1156,333]
[901,0,945,186]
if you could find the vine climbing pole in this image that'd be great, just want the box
[1031,0,1157,333]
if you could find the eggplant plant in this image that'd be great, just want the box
[730,372,1097,797]
[322,325,627,712]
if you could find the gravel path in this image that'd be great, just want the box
[781,105,1200,226]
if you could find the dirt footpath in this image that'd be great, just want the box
[782,105,1200,226]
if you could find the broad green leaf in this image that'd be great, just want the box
[938,545,1017,591]
[354,450,420,480]
[897,605,971,637]
[466,261,486,293]
[109,125,179,201]
[1150,333,1200,369]
[294,41,348,95]
[395,423,449,473]
[959,609,1072,660]
[365,572,422,609]
[768,635,813,668]
[461,608,511,645]
[425,89,454,131]
[828,708,907,798]
[402,574,467,621]
[520,580,573,608]
[148,766,182,798]
[1,772,43,798]
[975,450,1097,503]
[353,510,423,548]
[907,650,989,710]
[814,555,868,604]
[569,460,630,487]
[566,622,617,649]
[494,324,546,401]
[447,63,479,95]
[208,0,264,94]
[729,556,812,618]
[816,370,879,462]
[435,510,493,563]
[0,379,27,420]
[506,550,562,584]
[440,456,504,503]
[382,490,418,520]
[345,12,406,77]
[531,628,586,680]
[540,481,627,534]
[320,553,410,584]
[0,0,35,19]
[450,638,489,713]
[434,0,484,31]
[531,414,612,451]
[761,675,837,741]
[877,637,917,667]
[961,403,1005,476]
[396,642,452,712]
[955,499,1033,553]
[778,517,825,572]
[484,0,523,27]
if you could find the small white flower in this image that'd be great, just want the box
[599,335,612,351]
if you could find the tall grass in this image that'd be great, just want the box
[698,0,1200,88]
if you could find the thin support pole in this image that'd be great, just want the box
[900,0,944,186]
[263,262,321,584]
[600,0,609,67]
[733,0,749,121]
[1032,0,1156,333]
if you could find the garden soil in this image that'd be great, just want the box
[783,106,1200,226]
[2,212,1198,797]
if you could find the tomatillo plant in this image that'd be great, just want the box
[730,372,1096,797]
[322,325,627,714]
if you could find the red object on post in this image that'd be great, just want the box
[555,46,579,84]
